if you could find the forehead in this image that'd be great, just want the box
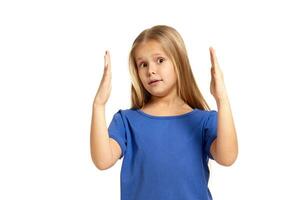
[135,41,167,61]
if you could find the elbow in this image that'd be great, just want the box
[95,161,113,171]
[219,159,236,167]
[91,156,113,171]
[217,152,238,167]
[97,165,110,171]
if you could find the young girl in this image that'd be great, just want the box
[90,25,238,200]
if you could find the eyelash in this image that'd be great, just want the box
[139,58,165,68]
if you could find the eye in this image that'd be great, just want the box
[138,62,147,68]
[157,57,165,64]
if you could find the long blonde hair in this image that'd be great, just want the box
[128,25,211,111]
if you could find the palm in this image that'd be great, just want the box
[209,47,227,101]
[93,50,112,106]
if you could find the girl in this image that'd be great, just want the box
[90,25,238,200]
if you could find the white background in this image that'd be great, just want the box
[1,0,299,199]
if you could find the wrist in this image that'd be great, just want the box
[216,95,230,106]
[93,103,106,110]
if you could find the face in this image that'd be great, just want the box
[134,40,178,98]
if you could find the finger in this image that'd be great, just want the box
[210,47,220,68]
[104,51,110,70]
[209,47,215,67]
[106,50,112,73]
[209,49,217,82]
[102,51,108,77]
[211,65,215,75]
[106,51,110,66]
[104,51,107,68]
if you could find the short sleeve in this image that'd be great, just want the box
[203,110,218,160]
[108,110,127,159]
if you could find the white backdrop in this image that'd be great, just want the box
[1,0,299,199]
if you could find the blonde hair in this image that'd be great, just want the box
[128,25,211,111]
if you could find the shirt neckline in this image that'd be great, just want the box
[136,108,197,119]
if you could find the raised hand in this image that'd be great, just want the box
[208,47,238,166]
[93,50,112,106]
[209,47,228,102]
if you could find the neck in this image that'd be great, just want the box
[148,90,184,108]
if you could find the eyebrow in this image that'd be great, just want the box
[136,53,164,61]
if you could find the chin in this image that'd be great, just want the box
[147,89,170,97]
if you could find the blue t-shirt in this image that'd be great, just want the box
[108,108,218,200]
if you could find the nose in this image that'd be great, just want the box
[147,62,156,75]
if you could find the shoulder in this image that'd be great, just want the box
[112,108,139,119]
[116,108,137,114]
[194,108,217,117]
[191,109,218,127]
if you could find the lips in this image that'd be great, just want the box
[148,79,162,85]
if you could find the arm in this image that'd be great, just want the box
[90,105,122,170]
[210,97,238,166]
[208,47,238,166]
[90,50,121,170]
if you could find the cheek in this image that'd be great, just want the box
[162,65,177,81]
[138,73,148,86]
[137,70,144,81]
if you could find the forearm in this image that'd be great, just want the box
[90,104,113,169]
[215,96,238,165]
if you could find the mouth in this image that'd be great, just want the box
[148,79,162,85]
